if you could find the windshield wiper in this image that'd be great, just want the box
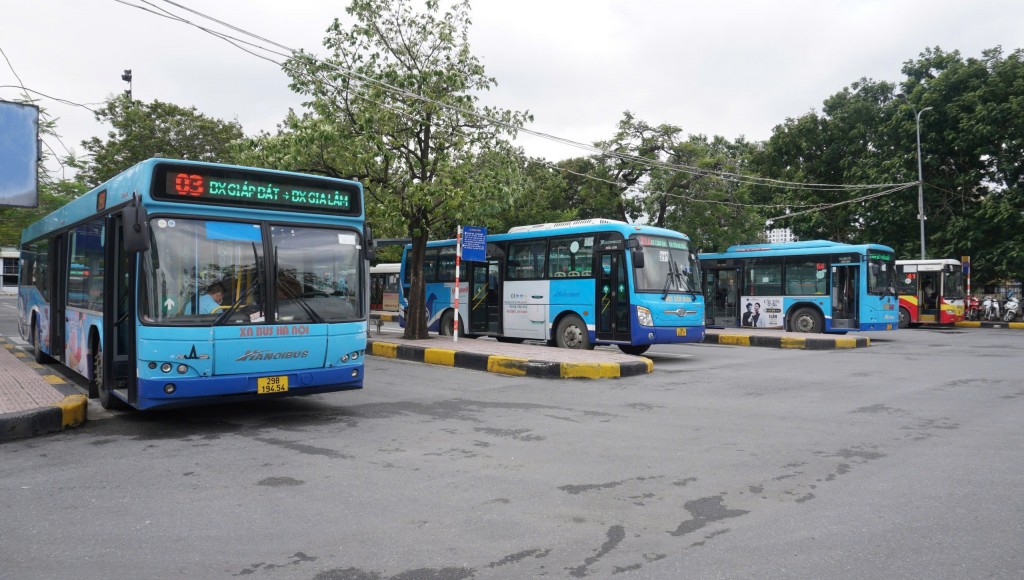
[214,243,264,325]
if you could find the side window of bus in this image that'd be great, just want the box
[507,240,548,280]
[548,235,593,278]
[748,259,782,296]
[784,258,827,295]
[68,219,105,310]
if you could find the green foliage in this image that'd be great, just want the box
[75,96,245,186]
[278,0,529,338]
[751,47,1024,286]
[0,179,84,247]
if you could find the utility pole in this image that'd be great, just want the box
[896,93,933,259]
[121,69,133,101]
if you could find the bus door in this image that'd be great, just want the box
[49,232,68,361]
[831,264,859,329]
[596,250,631,342]
[703,267,740,327]
[468,260,501,335]
[102,215,140,405]
[918,271,940,320]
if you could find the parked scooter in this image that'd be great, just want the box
[964,295,981,321]
[1003,292,1020,322]
[982,295,1002,321]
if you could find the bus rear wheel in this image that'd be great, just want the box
[790,307,823,333]
[618,344,650,355]
[555,315,594,350]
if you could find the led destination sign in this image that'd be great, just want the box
[152,164,361,215]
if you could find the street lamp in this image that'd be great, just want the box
[896,93,933,259]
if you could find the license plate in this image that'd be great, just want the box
[676,328,687,336]
[258,375,288,394]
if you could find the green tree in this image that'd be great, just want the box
[281,0,529,339]
[75,96,245,186]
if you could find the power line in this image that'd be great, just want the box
[137,0,913,197]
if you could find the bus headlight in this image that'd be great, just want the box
[637,306,653,327]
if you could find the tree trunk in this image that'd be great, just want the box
[403,226,431,340]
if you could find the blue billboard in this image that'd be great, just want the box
[0,101,39,207]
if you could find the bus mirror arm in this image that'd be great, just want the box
[123,194,151,253]
[364,225,376,262]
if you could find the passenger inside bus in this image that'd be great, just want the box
[923,280,937,309]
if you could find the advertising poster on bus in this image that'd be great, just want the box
[739,296,783,329]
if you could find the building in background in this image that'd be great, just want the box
[766,228,798,244]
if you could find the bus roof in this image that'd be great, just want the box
[700,240,894,260]
[418,220,691,249]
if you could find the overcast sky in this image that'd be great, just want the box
[3,0,1023,178]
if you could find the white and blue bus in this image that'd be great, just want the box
[399,219,705,355]
[19,158,373,410]
[699,240,899,333]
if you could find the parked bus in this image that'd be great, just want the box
[699,240,899,333]
[19,158,373,410]
[370,263,401,313]
[894,259,965,327]
[398,219,705,354]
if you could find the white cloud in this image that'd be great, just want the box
[3,0,1022,175]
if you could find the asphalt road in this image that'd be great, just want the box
[2,309,1023,579]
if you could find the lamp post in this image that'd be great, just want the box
[896,93,933,259]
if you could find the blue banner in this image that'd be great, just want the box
[461,226,487,262]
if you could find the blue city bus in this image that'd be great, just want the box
[699,240,899,333]
[19,158,373,410]
[398,219,705,355]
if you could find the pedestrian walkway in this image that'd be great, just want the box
[0,337,87,443]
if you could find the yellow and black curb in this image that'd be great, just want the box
[703,332,870,349]
[367,340,653,379]
[0,337,87,443]
[954,321,1024,330]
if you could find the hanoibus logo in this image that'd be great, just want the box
[236,349,310,362]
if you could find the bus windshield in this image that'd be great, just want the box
[867,252,897,295]
[141,219,361,324]
[632,235,700,294]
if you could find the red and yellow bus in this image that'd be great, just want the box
[895,259,965,327]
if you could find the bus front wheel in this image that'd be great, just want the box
[94,344,126,410]
[555,315,594,350]
[438,310,474,338]
[898,307,911,329]
[790,307,823,333]
[618,344,650,355]
[31,317,51,364]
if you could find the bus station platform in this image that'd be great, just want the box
[0,337,87,443]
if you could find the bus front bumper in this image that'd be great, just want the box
[134,364,364,410]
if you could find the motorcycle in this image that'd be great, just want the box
[982,295,1001,321]
[964,295,981,321]
[1003,292,1020,322]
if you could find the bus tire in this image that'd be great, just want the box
[94,343,126,410]
[31,317,52,364]
[555,315,594,350]
[898,307,911,329]
[790,307,823,333]
[618,344,650,355]
[438,310,474,338]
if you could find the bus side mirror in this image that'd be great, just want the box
[632,249,645,269]
[123,198,150,253]
[364,225,376,262]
